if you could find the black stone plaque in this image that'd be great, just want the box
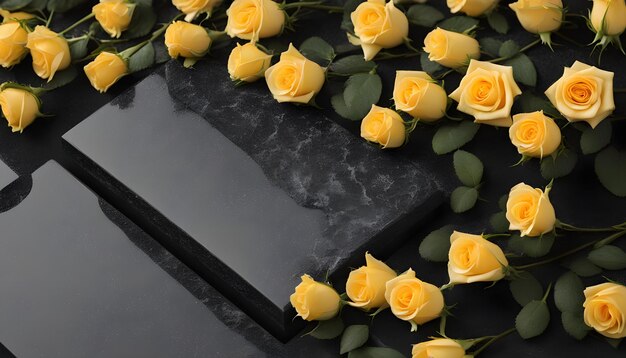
[63,68,443,339]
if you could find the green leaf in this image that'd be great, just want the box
[561,311,591,340]
[47,0,88,12]
[348,347,405,358]
[420,52,444,74]
[503,54,537,87]
[341,0,364,33]
[490,211,510,233]
[419,225,454,262]
[122,1,157,39]
[42,66,78,91]
[498,194,508,211]
[432,121,480,155]
[308,316,345,339]
[595,146,626,197]
[329,55,376,75]
[541,148,577,180]
[516,92,560,119]
[487,11,509,34]
[340,325,369,354]
[508,233,555,258]
[331,94,353,120]
[563,257,603,277]
[69,37,89,60]
[499,40,520,58]
[0,0,34,11]
[516,300,550,339]
[453,150,483,187]
[588,245,626,270]
[438,16,479,33]
[580,120,612,155]
[479,38,503,57]
[605,337,623,349]
[509,272,543,306]
[127,42,155,73]
[299,37,335,66]
[554,272,584,313]
[406,4,445,27]
[339,73,382,121]
[450,186,479,213]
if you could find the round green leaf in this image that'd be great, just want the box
[479,38,503,57]
[580,120,612,155]
[406,4,444,27]
[563,257,603,277]
[487,11,509,34]
[69,37,90,61]
[340,325,369,354]
[503,54,537,87]
[516,300,550,339]
[561,311,591,340]
[432,121,480,155]
[338,73,382,121]
[437,16,479,33]
[541,148,577,180]
[554,272,584,313]
[588,245,626,270]
[498,194,508,211]
[329,55,376,75]
[595,147,626,197]
[122,2,157,39]
[308,316,345,339]
[348,347,405,358]
[499,40,520,58]
[520,233,555,258]
[450,186,479,213]
[299,37,335,66]
[127,42,155,74]
[0,0,34,11]
[490,211,510,233]
[419,225,454,262]
[510,272,544,306]
[453,150,483,187]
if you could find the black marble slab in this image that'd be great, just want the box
[0,160,17,191]
[62,68,443,340]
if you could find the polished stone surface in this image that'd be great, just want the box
[0,160,17,191]
[63,71,443,338]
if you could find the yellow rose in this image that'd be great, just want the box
[583,282,626,339]
[289,274,341,321]
[25,26,71,82]
[509,0,563,34]
[360,105,406,148]
[346,252,397,311]
[506,183,555,237]
[423,27,480,69]
[0,9,35,23]
[448,231,509,284]
[509,111,561,158]
[412,338,466,358]
[0,87,41,133]
[265,43,325,104]
[0,22,28,68]
[227,42,272,82]
[590,0,626,36]
[393,70,447,122]
[384,269,444,328]
[449,59,521,127]
[225,0,285,42]
[351,0,409,60]
[545,61,614,129]
[83,52,127,93]
[164,21,212,59]
[92,0,136,39]
[447,0,499,16]
[173,0,223,22]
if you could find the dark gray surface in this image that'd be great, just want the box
[0,160,16,190]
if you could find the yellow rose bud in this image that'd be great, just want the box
[545,61,615,129]
[227,42,272,82]
[92,0,136,39]
[583,282,626,339]
[393,70,447,122]
[505,183,556,237]
[447,0,499,16]
[164,21,212,59]
[346,252,397,311]
[225,0,285,42]
[289,274,341,321]
[411,338,466,358]
[0,9,35,23]
[265,43,325,104]
[448,231,508,284]
[25,26,71,82]
[509,0,563,34]
[360,105,406,149]
[423,27,480,69]
[509,111,561,158]
[0,87,41,133]
[385,269,444,328]
[449,59,521,127]
[0,22,28,68]
[83,52,127,93]
[351,0,409,60]
[590,0,626,36]
[173,0,223,22]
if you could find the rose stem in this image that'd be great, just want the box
[471,327,517,357]
[488,38,541,63]
[282,2,344,13]
[555,220,626,232]
[59,13,95,36]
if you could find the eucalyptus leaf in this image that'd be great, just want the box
[127,42,155,73]
[308,316,345,339]
[432,121,480,155]
[561,311,591,340]
[406,4,444,27]
[588,245,626,270]
[450,186,479,213]
[490,211,510,233]
[580,120,612,155]
[554,272,584,313]
[348,347,405,358]
[516,300,550,339]
[503,54,537,87]
[509,272,543,306]
[340,325,369,354]
[299,37,335,66]
[595,147,626,197]
[329,55,376,75]
[419,225,454,262]
[541,149,577,180]
[563,257,603,277]
[487,11,509,34]
[453,150,483,187]
[437,16,479,33]
[499,40,520,58]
